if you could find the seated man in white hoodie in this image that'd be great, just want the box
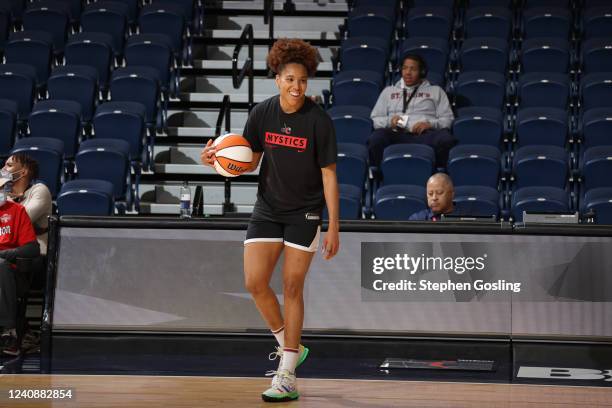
[368,54,456,170]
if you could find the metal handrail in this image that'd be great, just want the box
[213,94,236,214]
[264,0,274,49]
[232,24,254,112]
[215,95,232,138]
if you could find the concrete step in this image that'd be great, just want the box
[154,144,261,175]
[206,15,344,32]
[193,45,336,72]
[166,109,248,138]
[139,181,257,215]
[204,0,348,12]
[178,75,331,103]
[205,28,340,41]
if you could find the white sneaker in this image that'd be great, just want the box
[261,369,299,402]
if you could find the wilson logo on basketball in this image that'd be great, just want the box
[227,163,246,172]
[265,132,308,152]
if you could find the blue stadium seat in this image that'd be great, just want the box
[374,185,427,220]
[10,136,64,197]
[347,7,394,41]
[4,30,53,88]
[512,145,568,189]
[580,146,612,193]
[517,72,570,109]
[337,183,362,220]
[454,71,506,108]
[29,99,81,158]
[57,179,115,216]
[0,99,17,157]
[463,7,512,39]
[75,138,130,203]
[580,108,612,149]
[0,0,25,23]
[92,101,147,165]
[520,37,570,73]
[523,0,572,8]
[412,0,453,6]
[337,143,368,188]
[47,65,98,123]
[582,38,612,74]
[125,33,175,96]
[452,107,504,147]
[0,63,36,121]
[340,36,389,74]
[327,105,372,145]
[582,7,612,40]
[515,107,568,148]
[90,0,138,26]
[81,1,128,57]
[381,144,435,187]
[405,7,453,40]
[584,0,612,7]
[23,0,69,55]
[354,0,398,8]
[150,0,197,31]
[332,70,384,110]
[51,0,81,25]
[64,32,113,91]
[580,73,612,111]
[522,7,572,39]
[399,37,450,77]
[110,66,161,129]
[0,3,10,53]
[447,144,501,188]
[458,37,509,73]
[453,185,500,219]
[511,186,570,222]
[138,3,186,62]
[581,187,612,224]
[467,0,513,8]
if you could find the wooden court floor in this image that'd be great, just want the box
[0,375,610,408]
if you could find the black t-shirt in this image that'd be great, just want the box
[243,95,337,216]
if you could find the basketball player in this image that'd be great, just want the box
[200,38,340,402]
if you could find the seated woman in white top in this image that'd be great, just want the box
[2,154,52,256]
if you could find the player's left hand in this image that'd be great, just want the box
[411,121,432,134]
[321,227,340,260]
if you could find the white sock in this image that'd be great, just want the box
[271,326,284,348]
[280,347,299,374]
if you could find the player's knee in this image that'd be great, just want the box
[283,279,304,300]
[244,275,269,296]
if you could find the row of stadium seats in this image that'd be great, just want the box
[10,135,137,211]
[0,0,198,60]
[330,69,612,111]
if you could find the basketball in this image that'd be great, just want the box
[212,133,253,177]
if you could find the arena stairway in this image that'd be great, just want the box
[139,0,346,215]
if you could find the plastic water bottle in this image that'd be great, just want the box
[180,181,191,219]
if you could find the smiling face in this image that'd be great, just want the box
[401,57,422,87]
[276,63,308,113]
[427,176,454,214]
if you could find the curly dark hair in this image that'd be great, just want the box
[266,38,319,76]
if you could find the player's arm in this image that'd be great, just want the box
[321,163,340,260]
[0,240,40,263]
[244,151,263,173]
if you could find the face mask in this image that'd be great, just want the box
[0,168,24,183]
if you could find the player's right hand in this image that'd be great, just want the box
[391,115,401,128]
[200,140,216,167]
